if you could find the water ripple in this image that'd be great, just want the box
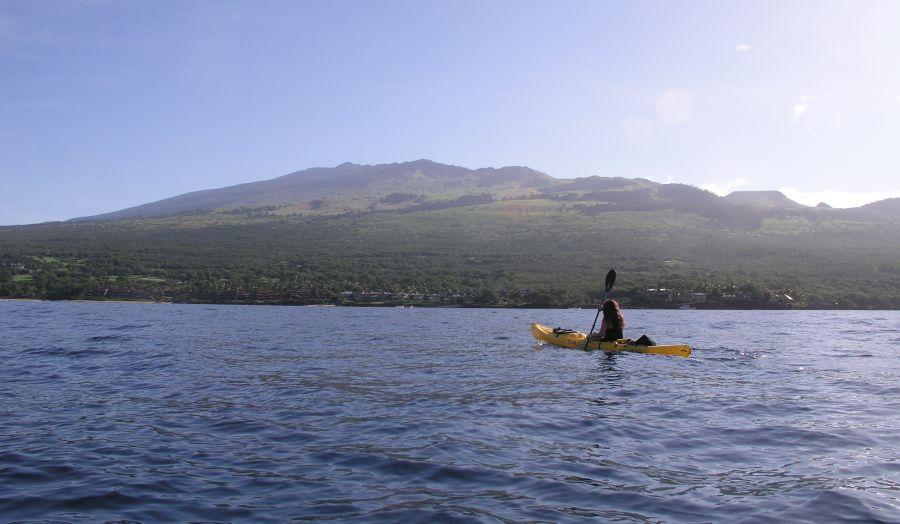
[1,303,899,522]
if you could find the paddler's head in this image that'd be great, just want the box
[602,299,624,327]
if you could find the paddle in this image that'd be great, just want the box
[583,269,616,350]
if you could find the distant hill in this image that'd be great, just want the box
[73,160,555,221]
[859,198,900,220]
[72,160,899,225]
[723,191,806,209]
[78,165,740,222]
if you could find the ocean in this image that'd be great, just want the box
[1,301,898,523]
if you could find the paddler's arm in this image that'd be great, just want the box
[590,318,608,340]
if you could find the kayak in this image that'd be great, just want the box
[531,322,692,358]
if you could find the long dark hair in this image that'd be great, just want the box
[602,299,624,329]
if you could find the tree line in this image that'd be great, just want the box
[2,199,899,309]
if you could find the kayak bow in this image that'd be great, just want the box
[531,322,692,358]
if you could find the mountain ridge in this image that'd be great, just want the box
[73,160,555,221]
[723,190,806,209]
[70,159,898,223]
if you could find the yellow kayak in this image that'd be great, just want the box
[531,322,692,358]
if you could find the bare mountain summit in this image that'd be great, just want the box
[75,160,555,221]
[723,190,806,209]
[71,160,900,224]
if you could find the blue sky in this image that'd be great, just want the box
[2,0,899,225]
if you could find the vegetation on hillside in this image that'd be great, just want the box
[3,194,900,309]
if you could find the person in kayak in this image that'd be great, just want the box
[590,299,625,342]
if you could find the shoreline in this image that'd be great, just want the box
[0,297,893,311]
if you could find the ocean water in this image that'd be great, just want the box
[1,301,899,523]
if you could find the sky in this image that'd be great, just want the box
[2,0,900,225]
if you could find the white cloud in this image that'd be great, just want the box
[642,173,677,185]
[622,116,654,145]
[735,43,751,52]
[701,177,749,196]
[656,89,694,125]
[781,187,900,208]
[793,94,818,123]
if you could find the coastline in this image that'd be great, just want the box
[0,297,889,311]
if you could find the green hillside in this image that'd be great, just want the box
[3,194,900,308]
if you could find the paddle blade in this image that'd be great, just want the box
[604,269,616,292]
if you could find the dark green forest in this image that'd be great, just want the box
[3,196,900,309]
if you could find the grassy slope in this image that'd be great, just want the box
[2,198,900,307]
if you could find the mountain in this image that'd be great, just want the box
[4,160,900,309]
[73,160,900,225]
[858,198,900,220]
[74,160,555,221]
[723,191,806,209]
